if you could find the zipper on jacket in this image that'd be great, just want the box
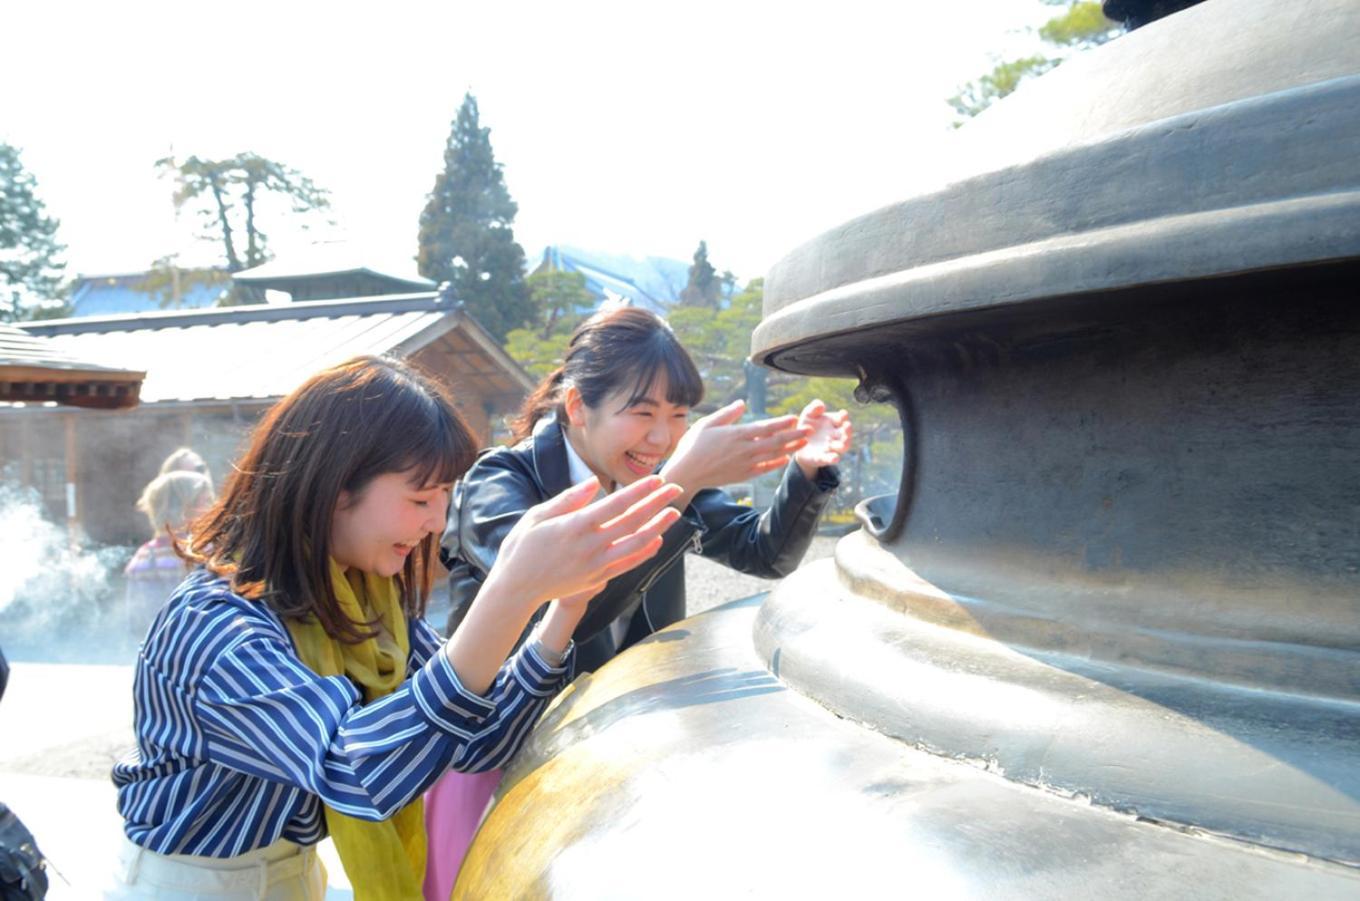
[636,526,700,595]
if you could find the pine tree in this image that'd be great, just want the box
[156,152,331,304]
[0,143,66,321]
[679,240,722,308]
[417,93,532,342]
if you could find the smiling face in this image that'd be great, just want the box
[564,373,691,489]
[329,470,452,577]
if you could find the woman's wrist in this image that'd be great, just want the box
[536,601,584,661]
[477,567,548,619]
[659,459,700,507]
[443,568,546,696]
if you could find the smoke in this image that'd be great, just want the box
[0,482,135,663]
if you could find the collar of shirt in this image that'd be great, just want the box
[562,432,612,496]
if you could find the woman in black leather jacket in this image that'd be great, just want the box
[439,306,853,673]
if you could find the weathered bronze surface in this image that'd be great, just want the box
[458,600,1360,899]
[456,0,1360,895]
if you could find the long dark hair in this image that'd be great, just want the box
[181,356,477,642]
[512,307,705,442]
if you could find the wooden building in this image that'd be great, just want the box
[2,290,531,546]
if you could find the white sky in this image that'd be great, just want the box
[1,1,1052,285]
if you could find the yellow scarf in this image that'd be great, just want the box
[285,559,426,900]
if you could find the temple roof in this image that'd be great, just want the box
[0,323,144,409]
[18,292,530,409]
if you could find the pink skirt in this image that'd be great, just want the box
[422,768,503,901]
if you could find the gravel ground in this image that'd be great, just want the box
[684,533,839,616]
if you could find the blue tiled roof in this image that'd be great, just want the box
[69,273,227,318]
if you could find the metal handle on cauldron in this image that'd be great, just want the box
[850,370,916,544]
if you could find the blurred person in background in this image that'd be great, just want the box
[158,447,212,486]
[123,470,215,636]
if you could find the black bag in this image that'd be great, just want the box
[0,804,47,901]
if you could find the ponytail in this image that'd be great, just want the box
[511,366,567,443]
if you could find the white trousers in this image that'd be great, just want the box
[105,834,327,900]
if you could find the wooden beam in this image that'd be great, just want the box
[0,364,144,385]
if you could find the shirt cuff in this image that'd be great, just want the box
[410,647,497,735]
[513,640,575,698]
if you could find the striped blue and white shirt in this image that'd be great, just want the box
[113,569,572,857]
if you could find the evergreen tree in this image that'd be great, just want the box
[678,240,721,308]
[418,93,532,342]
[525,269,591,339]
[156,153,331,274]
[502,270,592,380]
[156,152,330,305]
[0,142,66,321]
[670,277,765,405]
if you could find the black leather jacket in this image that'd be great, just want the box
[439,416,839,672]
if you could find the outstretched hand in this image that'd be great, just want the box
[493,474,684,612]
[792,399,853,480]
[447,475,682,694]
[660,399,811,505]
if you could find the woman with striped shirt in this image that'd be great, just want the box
[109,356,682,899]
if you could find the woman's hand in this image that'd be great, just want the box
[792,400,853,481]
[660,400,811,507]
[490,475,683,613]
[446,476,681,694]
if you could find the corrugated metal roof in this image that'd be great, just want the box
[19,293,529,406]
[2,323,132,374]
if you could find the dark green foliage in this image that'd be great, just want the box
[526,269,592,339]
[503,270,594,380]
[504,325,572,383]
[669,278,765,406]
[0,143,66,322]
[417,93,532,343]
